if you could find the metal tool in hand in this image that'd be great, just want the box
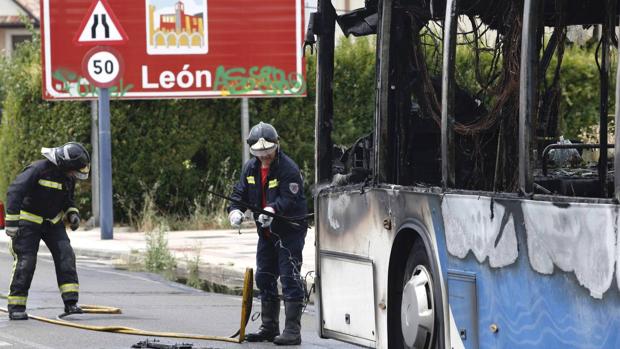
[206,190,312,228]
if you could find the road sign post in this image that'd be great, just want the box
[98,88,113,239]
[91,100,99,227]
[82,46,123,239]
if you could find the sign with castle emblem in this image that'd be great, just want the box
[145,0,208,55]
[41,0,305,99]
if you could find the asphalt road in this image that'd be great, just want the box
[0,250,357,349]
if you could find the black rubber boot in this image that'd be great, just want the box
[64,303,83,314]
[273,301,304,345]
[9,311,28,320]
[245,300,280,342]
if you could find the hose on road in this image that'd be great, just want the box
[0,268,254,344]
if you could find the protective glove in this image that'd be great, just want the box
[5,226,19,238]
[228,209,244,228]
[68,212,80,231]
[257,207,275,228]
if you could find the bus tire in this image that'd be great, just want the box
[389,238,438,349]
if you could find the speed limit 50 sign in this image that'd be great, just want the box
[81,46,124,88]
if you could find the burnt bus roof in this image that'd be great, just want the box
[389,0,619,28]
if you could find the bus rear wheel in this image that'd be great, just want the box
[390,238,437,349]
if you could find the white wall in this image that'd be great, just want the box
[0,0,34,54]
[0,0,22,16]
[305,0,368,39]
[1,28,31,55]
[306,0,366,15]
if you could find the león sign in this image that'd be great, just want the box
[41,0,305,100]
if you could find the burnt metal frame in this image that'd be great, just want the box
[519,0,618,198]
[314,1,336,185]
[518,0,539,195]
[441,0,457,189]
[616,26,620,202]
[598,0,615,197]
[313,0,337,341]
[373,0,393,184]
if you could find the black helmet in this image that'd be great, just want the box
[246,122,279,156]
[55,142,91,180]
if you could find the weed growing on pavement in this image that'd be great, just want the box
[185,245,203,289]
[137,183,162,233]
[145,224,177,279]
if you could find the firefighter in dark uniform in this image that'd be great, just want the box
[228,122,307,345]
[4,142,90,320]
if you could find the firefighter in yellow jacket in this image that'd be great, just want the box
[4,142,90,320]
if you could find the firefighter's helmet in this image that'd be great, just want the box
[246,122,279,157]
[55,142,91,180]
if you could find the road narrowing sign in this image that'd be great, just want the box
[75,0,128,45]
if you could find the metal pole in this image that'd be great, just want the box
[241,98,250,164]
[441,0,457,189]
[314,0,337,339]
[98,88,113,239]
[615,33,620,201]
[90,100,99,227]
[519,0,539,195]
[374,0,393,184]
[599,0,614,197]
[315,1,336,184]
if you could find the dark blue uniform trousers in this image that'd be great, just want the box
[255,229,306,302]
[8,221,78,312]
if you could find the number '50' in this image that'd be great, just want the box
[93,59,114,74]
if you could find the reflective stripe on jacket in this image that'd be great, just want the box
[5,160,77,228]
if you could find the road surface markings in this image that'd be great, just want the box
[0,332,56,349]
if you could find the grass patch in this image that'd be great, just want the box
[144,224,177,280]
[184,245,202,289]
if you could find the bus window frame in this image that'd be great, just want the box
[315,0,620,201]
[439,0,620,200]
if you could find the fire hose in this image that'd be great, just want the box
[205,190,313,228]
[0,268,254,343]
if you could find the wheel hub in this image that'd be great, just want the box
[401,265,434,349]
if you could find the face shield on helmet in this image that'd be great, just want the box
[73,164,91,180]
[44,142,91,180]
[250,138,278,157]
[247,122,279,157]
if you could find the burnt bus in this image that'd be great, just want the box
[307,0,620,348]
